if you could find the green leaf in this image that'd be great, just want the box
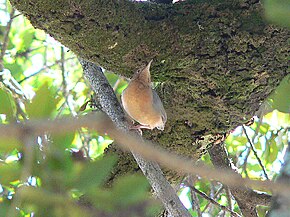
[112,175,149,206]
[195,180,210,192]
[0,136,21,153]
[268,74,290,113]
[19,28,35,51]
[255,140,262,150]
[50,132,75,150]
[232,136,248,146]
[264,0,290,28]
[75,155,117,191]
[3,62,24,80]
[46,150,72,173]
[105,73,119,87]
[0,163,21,185]
[256,205,269,217]
[21,187,66,206]
[87,188,114,211]
[0,199,10,216]
[26,83,59,119]
[0,87,16,121]
[21,187,90,217]
[269,140,278,163]
[264,110,290,128]
[259,123,271,134]
[145,203,162,217]
[248,163,262,172]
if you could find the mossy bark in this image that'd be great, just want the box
[10,0,289,179]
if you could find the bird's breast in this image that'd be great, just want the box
[121,82,163,128]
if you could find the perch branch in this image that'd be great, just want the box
[79,59,191,217]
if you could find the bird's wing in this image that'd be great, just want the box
[152,89,167,123]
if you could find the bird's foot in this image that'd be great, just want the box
[129,124,152,135]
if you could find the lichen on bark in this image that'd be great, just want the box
[10,0,289,178]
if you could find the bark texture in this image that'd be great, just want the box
[10,0,288,158]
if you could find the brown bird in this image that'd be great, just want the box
[121,60,167,130]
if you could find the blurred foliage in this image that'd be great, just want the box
[264,0,290,28]
[0,0,289,217]
[268,74,290,113]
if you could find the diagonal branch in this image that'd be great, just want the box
[79,59,191,217]
[0,113,287,196]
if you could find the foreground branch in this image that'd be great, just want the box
[0,113,287,197]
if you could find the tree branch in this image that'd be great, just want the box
[79,59,191,217]
[0,113,287,197]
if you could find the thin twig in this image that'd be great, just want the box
[59,53,91,158]
[242,125,269,180]
[187,176,202,217]
[191,189,202,217]
[18,57,76,83]
[79,131,92,159]
[202,185,224,213]
[44,35,48,67]
[225,186,233,212]
[241,147,251,178]
[0,8,15,72]
[189,186,241,217]
[61,46,67,96]
[15,46,44,58]
[10,13,22,20]
[208,182,215,214]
